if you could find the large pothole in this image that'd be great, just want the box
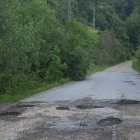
[116,100,140,105]
[98,117,122,126]
[76,105,102,109]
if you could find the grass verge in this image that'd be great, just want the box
[133,60,140,73]
[87,65,109,75]
[0,65,109,104]
[0,78,70,104]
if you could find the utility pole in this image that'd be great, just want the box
[93,0,95,29]
[68,0,72,18]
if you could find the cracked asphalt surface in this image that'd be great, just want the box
[1,61,140,140]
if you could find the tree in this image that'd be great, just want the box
[47,46,67,81]
[60,19,98,80]
[126,7,140,50]
[0,0,59,94]
[97,30,129,65]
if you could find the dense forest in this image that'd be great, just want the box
[0,0,140,101]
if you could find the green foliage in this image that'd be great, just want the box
[133,60,140,73]
[47,46,67,81]
[0,78,70,104]
[0,0,100,97]
[136,47,140,60]
[112,0,140,19]
[60,19,99,80]
[0,0,59,94]
[97,31,130,65]
[126,7,140,50]
[87,65,109,75]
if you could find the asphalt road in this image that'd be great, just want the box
[1,61,140,140]
[23,61,140,102]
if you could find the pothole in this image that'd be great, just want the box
[76,105,102,109]
[56,107,69,110]
[98,117,122,126]
[79,122,88,127]
[17,105,35,108]
[116,100,140,105]
[124,81,133,83]
[124,81,136,85]
[0,112,21,116]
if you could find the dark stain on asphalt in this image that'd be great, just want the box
[115,100,140,105]
[16,104,35,108]
[124,81,136,85]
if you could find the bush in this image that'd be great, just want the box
[60,19,99,80]
[47,46,67,82]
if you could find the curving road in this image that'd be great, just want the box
[23,61,140,102]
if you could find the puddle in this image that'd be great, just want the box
[0,112,21,116]
[116,100,140,105]
[76,105,102,109]
[98,117,122,126]
[56,107,69,110]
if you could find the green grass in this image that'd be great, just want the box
[0,65,110,104]
[0,78,70,104]
[133,60,140,73]
[87,65,109,75]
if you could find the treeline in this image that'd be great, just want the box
[0,0,139,97]
[47,0,140,65]
[47,0,133,64]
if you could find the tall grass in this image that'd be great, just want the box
[133,60,140,73]
[87,65,109,75]
[0,78,70,104]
